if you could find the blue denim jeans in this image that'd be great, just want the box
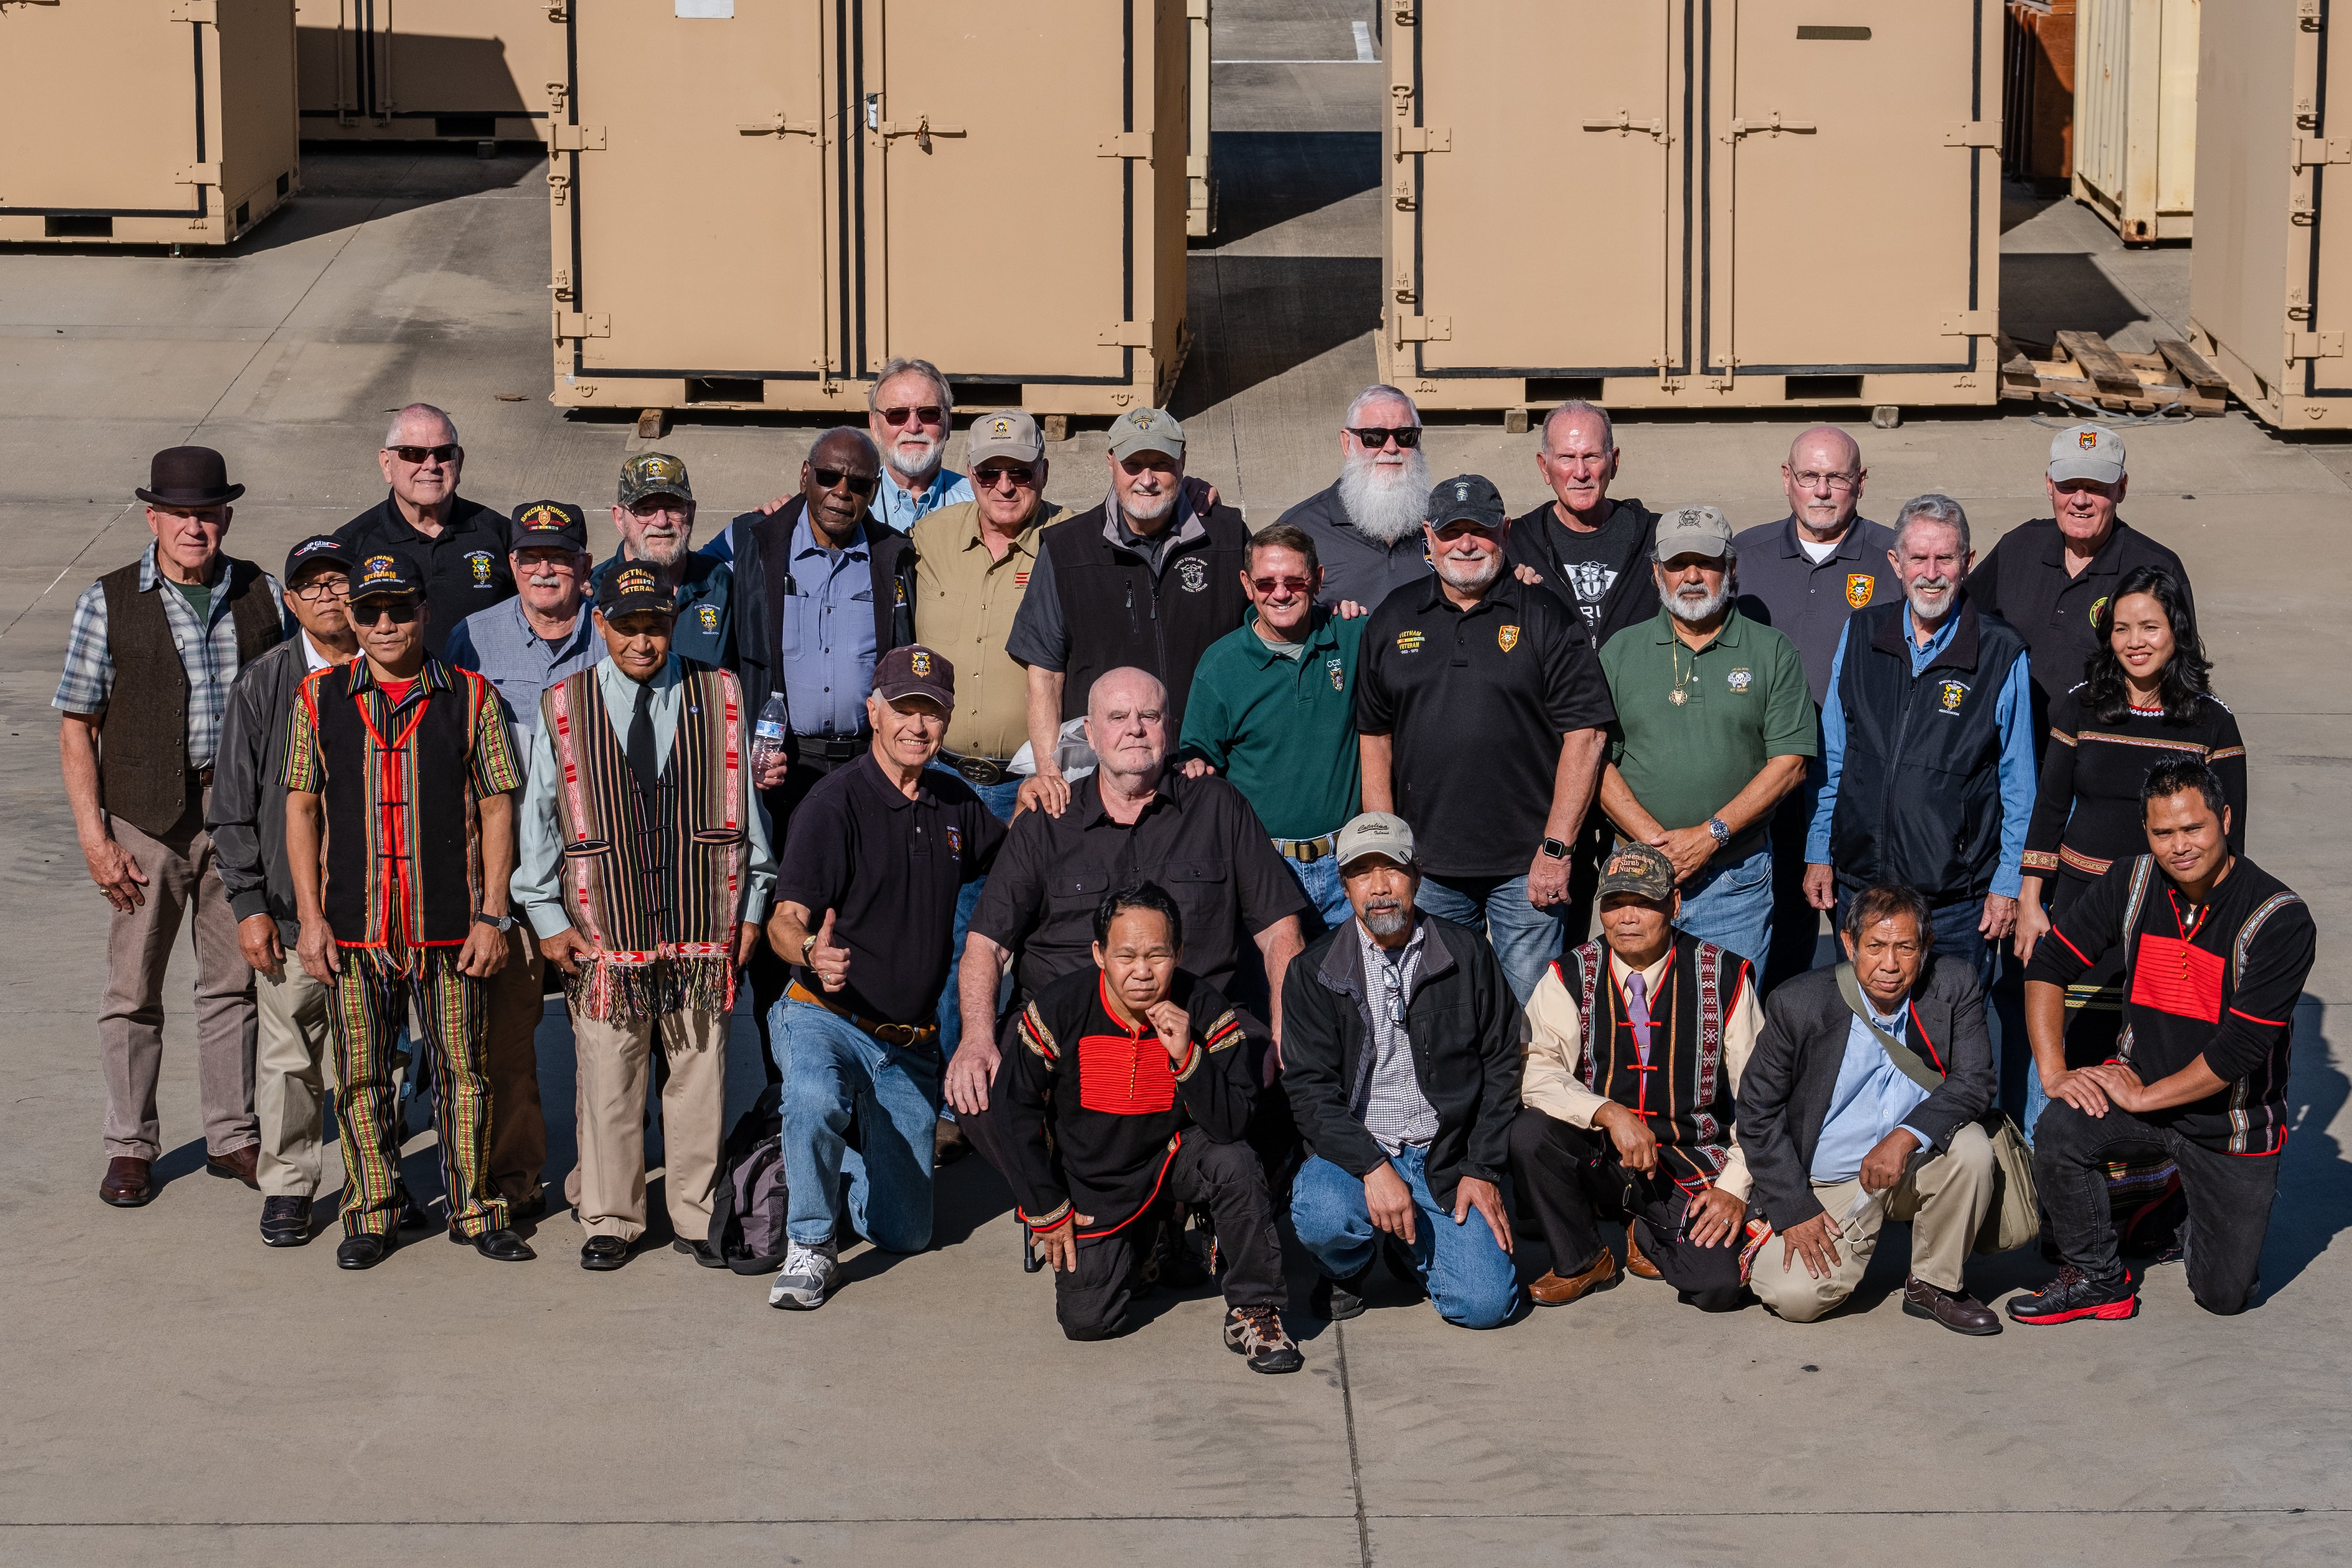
[1287,848,1353,937]
[928,771,1024,1085]
[1675,842,1773,971]
[1414,873,1566,1006]
[1289,1148,1520,1329]
[770,996,943,1251]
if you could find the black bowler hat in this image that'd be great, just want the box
[135,446,245,508]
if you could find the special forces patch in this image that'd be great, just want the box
[2090,595,2112,629]
[1939,679,1969,712]
[911,649,934,677]
[1176,557,1208,593]
[2078,429,2101,450]
[1326,655,1345,692]
[1497,624,1520,653]
[1845,573,1874,609]
[467,550,495,585]
[1396,629,1426,653]
[697,605,719,632]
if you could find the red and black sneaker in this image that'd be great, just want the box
[2006,1266,2139,1326]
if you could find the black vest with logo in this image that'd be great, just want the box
[1560,934,1745,1189]
[1828,599,2027,903]
[1043,501,1250,737]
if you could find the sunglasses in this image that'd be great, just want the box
[810,466,880,497]
[975,464,1036,489]
[877,406,945,428]
[1250,575,1313,596]
[626,499,690,518]
[1346,426,1422,450]
[386,444,459,464]
[354,600,421,625]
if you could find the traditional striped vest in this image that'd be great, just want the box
[1564,934,1744,1190]
[542,663,747,1022]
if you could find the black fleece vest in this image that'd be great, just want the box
[1042,502,1250,737]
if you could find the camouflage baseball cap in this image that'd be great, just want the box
[1596,842,1677,902]
[617,451,693,507]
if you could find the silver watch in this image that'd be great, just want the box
[1706,817,1731,849]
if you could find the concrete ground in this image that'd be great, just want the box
[2,4,2349,1564]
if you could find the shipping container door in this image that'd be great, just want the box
[376,0,542,121]
[1406,1,1681,377]
[2306,17,2352,396]
[568,1,832,379]
[858,0,1135,382]
[1714,0,1987,374]
[0,2,207,215]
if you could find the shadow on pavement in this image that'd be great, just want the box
[2263,996,2347,1300]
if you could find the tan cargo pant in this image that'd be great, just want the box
[254,953,335,1197]
[564,1007,726,1244]
[1751,1122,1995,1322]
[482,927,548,1203]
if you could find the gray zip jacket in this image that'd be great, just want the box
[206,635,324,942]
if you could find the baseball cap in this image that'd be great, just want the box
[1426,474,1508,531]
[2047,424,2126,486]
[872,644,956,708]
[349,549,425,602]
[1596,842,1677,902]
[617,451,694,508]
[596,560,675,618]
[968,408,1045,468]
[508,499,589,553]
[1107,407,1185,462]
[283,533,352,584]
[1334,812,1417,869]
[1652,503,1735,563]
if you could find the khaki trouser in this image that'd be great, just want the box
[254,952,335,1196]
[482,927,548,1202]
[1751,1122,1995,1322]
[100,794,256,1160]
[564,1007,726,1244]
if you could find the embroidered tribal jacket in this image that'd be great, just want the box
[1557,935,1748,1191]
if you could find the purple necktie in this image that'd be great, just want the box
[1625,971,1654,1066]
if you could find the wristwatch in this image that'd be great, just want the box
[1538,836,1571,860]
[1705,817,1732,850]
[473,911,515,933]
[801,931,821,963]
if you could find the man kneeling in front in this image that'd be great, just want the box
[1738,882,2004,1334]
[997,880,1302,1371]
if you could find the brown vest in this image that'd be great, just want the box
[97,557,279,837]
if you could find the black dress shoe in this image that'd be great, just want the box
[456,1227,535,1262]
[260,1195,313,1247]
[673,1237,726,1269]
[396,1198,433,1231]
[580,1235,630,1271]
[336,1232,392,1270]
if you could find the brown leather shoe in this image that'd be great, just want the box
[1528,1247,1619,1306]
[1624,1225,1664,1280]
[100,1156,154,1207]
[206,1144,260,1190]
[1902,1275,2002,1336]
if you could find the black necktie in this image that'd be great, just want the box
[627,678,658,803]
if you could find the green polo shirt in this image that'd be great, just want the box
[1178,607,1365,842]
[1597,603,1814,856]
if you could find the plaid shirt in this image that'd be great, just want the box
[51,543,286,772]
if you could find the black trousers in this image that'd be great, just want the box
[1507,1107,1746,1312]
[2034,1099,2280,1314]
[1762,761,1826,995]
[1045,1137,1287,1340]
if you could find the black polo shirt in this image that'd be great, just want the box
[1731,514,1902,706]
[969,768,1306,1003]
[1965,517,2193,735]
[773,753,1007,1027]
[1356,573,1616,880]
[335,491,516,659]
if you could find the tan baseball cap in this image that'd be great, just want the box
[1108,406,1185,462]
[2048,423,2126,486]
[1334,812,1417,870]
[1652,503,1735,563]
[968,409,1044,467]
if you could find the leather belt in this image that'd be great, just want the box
[939,749,1015,787]
[1272,833,1335,863]
[793,732,868,764]
[787,979,939,1048]
[191,767,215,790]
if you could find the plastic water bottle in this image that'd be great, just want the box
[750,693,790,776]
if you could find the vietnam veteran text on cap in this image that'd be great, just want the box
[596,560,675,617]
[350,550,426,602]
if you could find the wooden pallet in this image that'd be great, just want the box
[1997,330,2230,415]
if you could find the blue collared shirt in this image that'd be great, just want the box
[870,467,973,534]
[1810,998,1935,1184]
[444,595,601,745]
[780,515,880,737]
[1806,613,2036,898]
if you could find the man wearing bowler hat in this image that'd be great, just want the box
[56,446,285,1208]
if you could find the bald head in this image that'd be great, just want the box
[1781,424,1867,540]
[1085,667,1170,793]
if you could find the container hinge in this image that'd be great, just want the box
[1942,121,2001,148]
[1940,311,1995,336]
[1186,154,1209,177]
[1096,132,1154,159]
[547,169,572,205]
[2288,331,2345,362]
[557,313,611,341]
[738,116,819,138]
[550,123,604,151]
[1097,320,1154,348]
[546,3,569,19]
[175,163,222,188]
[1396,316,1451,343]
[1396,126,1450,156]
[171,1,219,23]
[2293,137,2352,168]
[2297,0,2321,22]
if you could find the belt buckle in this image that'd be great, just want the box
[954,754,1001,786]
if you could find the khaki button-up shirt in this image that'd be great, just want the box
[909,498,1064,760]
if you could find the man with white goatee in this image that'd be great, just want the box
[1275,385,1437,613]
[866,356,974,533]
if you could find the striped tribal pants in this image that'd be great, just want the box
[327,943,506,1239]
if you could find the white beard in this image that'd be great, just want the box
[1433,549,1502,594]
[1665,578,1732,623]
[887,431,944,487]
[1336,446,1431,546]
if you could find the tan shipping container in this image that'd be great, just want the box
[546,0,1187,422]
[2071,0,2198,242]
[0,0,299,247]
[293,0,566,143]
[2189,0,2352,430]
[1187,0,1212,237]
[1379,0,2001,417]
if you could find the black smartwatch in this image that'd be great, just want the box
[1539,836,1571,860]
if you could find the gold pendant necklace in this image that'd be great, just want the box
[1668,643,1691,705]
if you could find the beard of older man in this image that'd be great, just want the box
[1663,571,1732,625]
[1905,571,1959,624]
[1336,441,1432,546]
[1431,537,1503,596]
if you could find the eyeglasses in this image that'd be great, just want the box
[626,499,689,519]
[1347,426,1422,449]
[1790,470,1860,491]
[353,600,421,625]
[291,576,350,602]
[810,466,880,497]
[1250,575,1312,596]
[974,465,1036,490]
[877,405,945,428]
[386,444,459,465]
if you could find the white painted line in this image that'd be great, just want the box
[1353,20,1375,61]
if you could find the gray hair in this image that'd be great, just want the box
[383,402,457,448]
[868,356,953,417]
[1540,399,1615,455]
[1892,493,1971,557]
[1344,383,1422,427]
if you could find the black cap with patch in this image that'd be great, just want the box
[508,499,589,553]
[283,533,352,584]
[1426,473,1507,530]
[349,549,426,602]
[596,559,675,618]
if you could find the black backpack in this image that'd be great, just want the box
[707,1084,789,1275]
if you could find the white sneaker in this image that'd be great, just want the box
[768,1240,839,1310]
